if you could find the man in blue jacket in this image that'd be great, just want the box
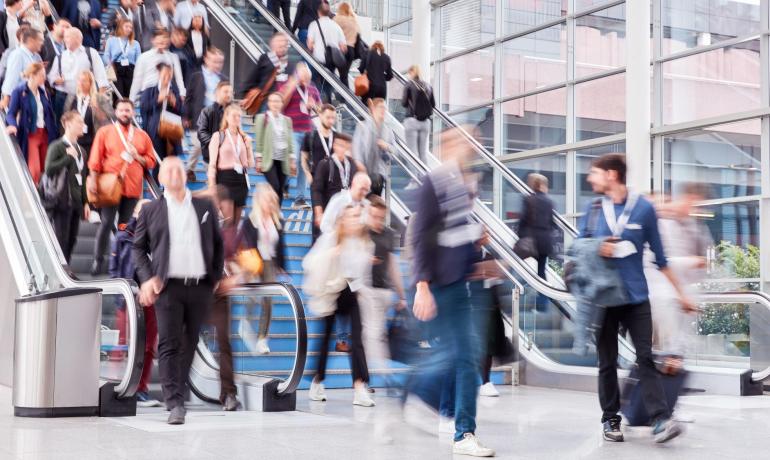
[408,127,494,457]
[581,154,696,444]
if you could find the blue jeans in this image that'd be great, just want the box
[297,29,308,49]
[335,313,350,343]
[407,281,481,441]
[293,131,308,200]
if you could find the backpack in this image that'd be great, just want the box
[39,168,70,211]
[411,80,433,121]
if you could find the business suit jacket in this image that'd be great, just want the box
[517,191,555,257]
[6,83,58,159]
[145,3,175,46]
[40,35,65,73]
[0,11,10,57]
[292,0,322,32]
[184,68,224,125]
[132,195,225,286]
[63,0,102,49]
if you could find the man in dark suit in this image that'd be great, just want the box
[133,156,224,425]
[62,0,102,50]
[40,18,70,73]
[144,0,175,49]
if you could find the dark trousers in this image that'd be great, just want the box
[338,47,354,87]
[94,196,138,262]
[597,300,670,423]
[264,163,288,200]
[535,255,548,311]
[211,293,236,401]
[51,206,81,263]
[113,63,135,99]
[53,90,67,125]
[268,0,292,29]
[155,279,214,409]
[315,286,369,382]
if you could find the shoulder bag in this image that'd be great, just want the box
[87,123,132,208]
[316,19,347,70]
[242,68,278,116]
[157,89,184,142]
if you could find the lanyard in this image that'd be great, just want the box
[332,156,350,189]
[120,38,130,59]
[318,130,332,158]
[297,84,309,104]
[226,129,242,165]
[63,138,84,172]
[120,7,133,20]
[51,37,62,56]
[602,192,639,237]
[77,96,89,117]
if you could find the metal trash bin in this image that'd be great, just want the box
[14,288,102,417]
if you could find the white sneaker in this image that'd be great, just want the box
[453,433,495,457]
[353,388,375,407]
[438,417,455,434]
[479,382,499,397]
[256,337,270,354]
[309,381,327,401]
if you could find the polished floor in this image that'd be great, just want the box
[0,384,769,459]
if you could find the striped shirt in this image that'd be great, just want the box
[278,80,320,133]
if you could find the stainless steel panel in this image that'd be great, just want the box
[53,294,101,407]
[0,233,22,387]
[13,298,58,407]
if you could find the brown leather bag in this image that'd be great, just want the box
[241,68,279,115]
[354,73,369,97]
[87,162,130,208]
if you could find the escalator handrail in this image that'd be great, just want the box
[0,116,143,398]
[241,0,578,238]
[191,282,307,397]
[698,290,770,382]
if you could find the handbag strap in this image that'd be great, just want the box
[113,122,134,179]
[315,19,328,49]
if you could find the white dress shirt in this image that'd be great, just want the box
[6,14,19,49]
[165,190,207,279]
[129,48,187,102]
[47,46,110,94]
[173,1,209,29]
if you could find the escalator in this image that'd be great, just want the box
[206,0,770,395]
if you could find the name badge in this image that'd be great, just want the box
[82,124,88,134]
[75,174,82,186]
[121,151,134,163]
[120,58,130,67]
[233,163,243,174]
[276,73,288,82]
[612,240,638,259]
[299,102,308,114]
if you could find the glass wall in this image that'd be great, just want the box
[381,0,769,287]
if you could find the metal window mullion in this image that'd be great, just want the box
[493,0,503,219]
[759,0,770,292]
[566,3,576,145]
[498,133,627,162]
[655,34,763,64]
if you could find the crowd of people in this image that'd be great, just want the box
[0,1,719,459]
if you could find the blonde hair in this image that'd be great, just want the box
[408,65,421,81]
[527,173,548,192]
[114,17,135,42]
[337,2,355,17]
[220,103,247,137]
[77,70,99,104]
[23,62,45,80]
[249,183,281,229]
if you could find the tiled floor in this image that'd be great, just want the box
[1,384,769,459]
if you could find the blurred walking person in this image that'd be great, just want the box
[194,80,232,179]
[239,184,287,355]
[333,2,359,88]
[402,65,434,164]
[279,62,320,209]
[254,92,294,200]
[133,157,224,425]
[43,110,88,262]
[353,98,393,197]
[208,103,254,222]
[358,41,392,106]
[6,61,57,185]
[139,62,184,162]
[109,198,162,408]
[408,127,494,457]
[306,2,346,103]
[303,205,374,407]
[516,173,555,311]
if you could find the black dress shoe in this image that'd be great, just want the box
[167,406,186,425]
[223,394,242,411]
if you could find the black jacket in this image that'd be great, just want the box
[0,11,10,57]
[242,52,293,98]
[401,79,435,119]
[311,156,359,210]
[196,102,225,162]
[184,69,224,124]
[358,50,392,92]
[184,30,210,69]
[132,195,225,285]
[238,217,286,271]
[517,191,555,257]
[145,3,174,48]
[291,0,322,32]
[40,35,65,73]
